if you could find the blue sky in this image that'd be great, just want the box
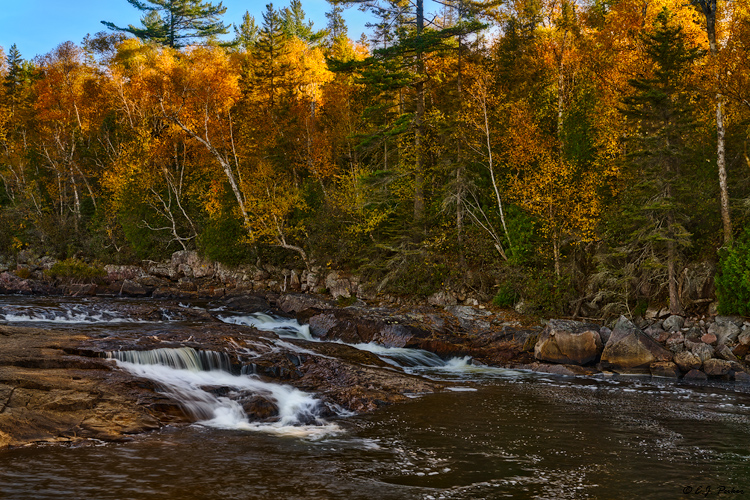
[0,0,376,60]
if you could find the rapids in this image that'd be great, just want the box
[1,297,750,499]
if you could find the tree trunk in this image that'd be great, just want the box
[698,0,732,244]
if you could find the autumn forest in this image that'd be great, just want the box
[1,0,750,318]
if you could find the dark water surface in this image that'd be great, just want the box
[1,297,750,499]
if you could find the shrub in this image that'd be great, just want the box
[716,228,750,316]
[492,283,519,308]
[46,258,106,280]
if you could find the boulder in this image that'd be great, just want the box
[715,344,739,362]
[738,329,750,346]
[644,325,666,340]
[715,315,744,328]
[691,343,715,363]
[732,343,749,359]
[600,316,672,373]
[735,372,750,384]
[674,351,702,372]
[446,306,492,333]
[534,320,603,365]
[702,358,733,377]
[171,250,215,279]
[599,326,612,345]
[650,361,680,378]
[662,315,684,332]
[683,369,708,381]
[707,321,740,345]
[325,271,352,300]
[119,280,147,297]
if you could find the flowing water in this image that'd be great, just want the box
[2,299,750,499]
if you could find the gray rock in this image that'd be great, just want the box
[707,321,740,345]
[690,343,715,363]
[644,325,666,340]
[446,306,492,332]
[427,290,457,307]
[600,316,672,373]
[683,326,703,342]
[534,320,603,365]
[662,315,685,332]
[683,369,708,381]
[597,326,611,345]
[738,329,750,346]
[120,280,147,297]
[674,351,702,372]
[716,315,744,328]
[325,271,352,300]
[735,372,750,384]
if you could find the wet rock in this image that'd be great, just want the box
[707,322,740,345]
[241,395,278,420]
[715,344,739,363]
[702,358,733,377]
[691,343,715,363]
[650,361,680,378]
[662,315,684,332]
[674,351,702,372]
[534,320,602,365]
[735,372,750,384]
[222,294,270,313]
[600,316,672,373]
[683,369,708,381]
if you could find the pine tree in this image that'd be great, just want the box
[102,0,229,48]
[281,0,323,44]
[254,3,289,109]
[614,8,702,314]
[233,11,259,52]
[325,3,348,47]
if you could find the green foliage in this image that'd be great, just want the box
[46,258,106,280]
[716,228,750,315]
[521,271,575,316]
[197,213,255,267]
[492,283,519,307]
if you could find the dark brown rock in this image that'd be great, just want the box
[702,358,733,377]
[683,369,708,381]
[650,361,680,378]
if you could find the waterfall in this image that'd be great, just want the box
[218,312,315,341]
[108,347,339,438]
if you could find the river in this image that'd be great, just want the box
[0,297,749,499]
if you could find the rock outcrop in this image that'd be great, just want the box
[600,317,672,373]
[534,320,602,365]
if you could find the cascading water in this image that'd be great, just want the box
[218,312,315,340]
[108,347,339,438]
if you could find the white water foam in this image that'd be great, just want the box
[111,348,340,439]
[0,307,148,324]
[218,312,315,341]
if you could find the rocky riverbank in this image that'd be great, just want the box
[0,250,748,448]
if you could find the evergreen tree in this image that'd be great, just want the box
[281,0,324,44]
[325,3,348,47]
[102,0,229,48]
[233,11,259,52]
[254,3,290,108]
[612,8,702,314]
